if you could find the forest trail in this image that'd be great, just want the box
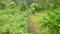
[29,12,37,34]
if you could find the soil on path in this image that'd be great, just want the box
[29,12,37,34]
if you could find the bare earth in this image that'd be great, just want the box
[29,12,37,34]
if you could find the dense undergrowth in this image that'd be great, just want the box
[0,0,29,34]
[32,9,60,34]
[0,8,29,34]
[0,0,60,34]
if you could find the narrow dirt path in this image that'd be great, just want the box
[29,12,37,34]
